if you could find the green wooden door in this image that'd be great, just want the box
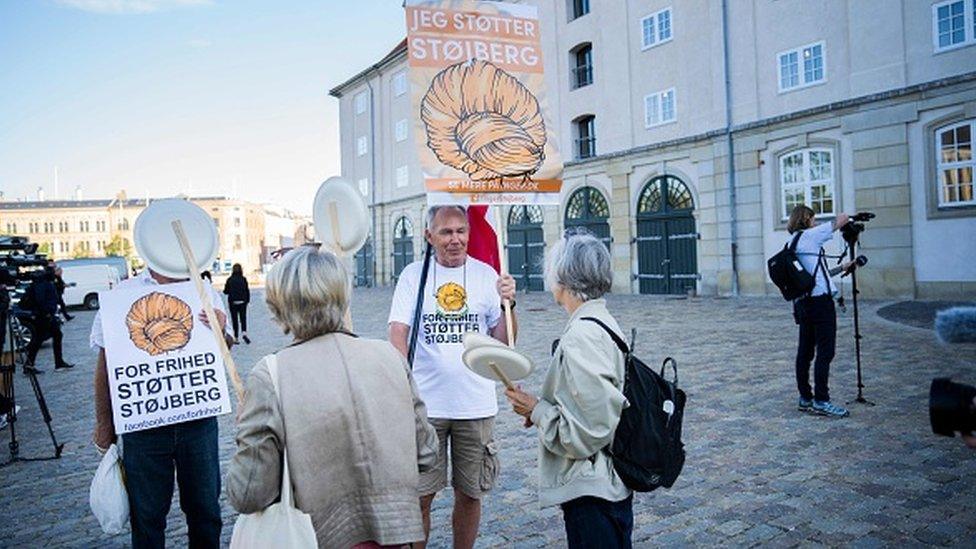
[507,206,545,292]
[354,237,374,287]
[636,176,698,295]
[392,216,414,282]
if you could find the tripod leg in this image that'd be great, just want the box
[28,372,63,458]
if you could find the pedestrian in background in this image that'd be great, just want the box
[53,265,74,321]
[223,263,251,344]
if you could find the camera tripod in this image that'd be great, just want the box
[0,307,64,468]
[837,231,874,407]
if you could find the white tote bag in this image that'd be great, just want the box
[89,443,129,535]
[230,354,318,549]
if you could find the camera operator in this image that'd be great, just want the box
[0,267,13,358]
[787,205,856,418]
[19,267,74,374]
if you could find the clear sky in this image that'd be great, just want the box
[0,0,406,214]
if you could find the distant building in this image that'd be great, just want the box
[330,0,976,298]
[0,192,281,275]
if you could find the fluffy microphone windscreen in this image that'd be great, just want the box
[935,306,976,344]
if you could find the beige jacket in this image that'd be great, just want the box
[226,333,438,548]
[529,299,632,507]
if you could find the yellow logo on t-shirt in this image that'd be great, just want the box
[435,281,467,315]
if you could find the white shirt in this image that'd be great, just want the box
[388,257,502,419]
[90,270,228,351]
[790,221,835,297]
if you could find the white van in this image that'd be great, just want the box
[61,264,119,310]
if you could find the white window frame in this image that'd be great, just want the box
[932,0,976,53]
[644,88,677,128]
[779,147,837,220]
[641,7,673,51]
[357,136,368,156]
[354,91,368,115]
[357,178,369,197]
[777,41,826,93]
[395,119,409,142]
[393,71,408,97]
[396,166,409,188]
[935,119,976,208]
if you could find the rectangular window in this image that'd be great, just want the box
[358,178,369,197]
[396,119,409,142]
[393,71,408,97]
[936,120,975,207]
[575,116,596,160]
[355,91,368,115]
[571,0,589,21]
[936,0,967,48]
[779,148,836,219]
[778,42,825,92]
[644,88,676,127]
[641,8,673,50]
[396,166,409,188]
[357,136,368,156]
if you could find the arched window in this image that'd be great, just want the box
[564,186,611,247]
[570,43,592,89]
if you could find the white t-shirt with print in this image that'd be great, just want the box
[389,257,502,419]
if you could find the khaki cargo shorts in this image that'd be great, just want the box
[419,417,499,499]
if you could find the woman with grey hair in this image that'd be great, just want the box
[226,246,438,548]
[506,230,633,548]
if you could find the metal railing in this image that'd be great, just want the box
[571,63,593,89]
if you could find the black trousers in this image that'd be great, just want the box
[561,495,633,549]
[25,314,65,368]
[793,295,836,402]
[228,303,247,338]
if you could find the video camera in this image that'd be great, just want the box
[0,236,51,283]
[930,378,976,437]
[840,211,875,245]
[929,307,976,440]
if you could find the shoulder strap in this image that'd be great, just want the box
[579,317,629,356]
[787,231,803,252]
[266,354,297,508]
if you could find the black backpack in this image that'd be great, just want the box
[767,231,822,301]
[581,317,686,492]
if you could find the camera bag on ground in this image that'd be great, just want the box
[767,231,822,301]
[580,317,686,492]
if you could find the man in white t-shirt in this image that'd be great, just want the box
[389,205,517,549]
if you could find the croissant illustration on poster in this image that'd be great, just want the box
[125,292,194,356]
[421,59,546,185]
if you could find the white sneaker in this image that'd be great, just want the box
[0,405,21,430]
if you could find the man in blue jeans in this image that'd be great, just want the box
[91,268,231,548]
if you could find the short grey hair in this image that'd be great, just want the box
[426,205,467,229]
[545,230,612,301]
[265,245,349,341]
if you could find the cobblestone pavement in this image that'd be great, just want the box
[1,288,975,548]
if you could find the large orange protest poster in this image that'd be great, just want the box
[405,0,563,205]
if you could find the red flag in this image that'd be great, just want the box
[466,205,500,273]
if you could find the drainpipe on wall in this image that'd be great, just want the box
[721,0,740,296]
[366,73,379,288]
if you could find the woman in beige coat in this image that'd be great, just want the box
[506,231,633,548]
[226,246,438,548]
